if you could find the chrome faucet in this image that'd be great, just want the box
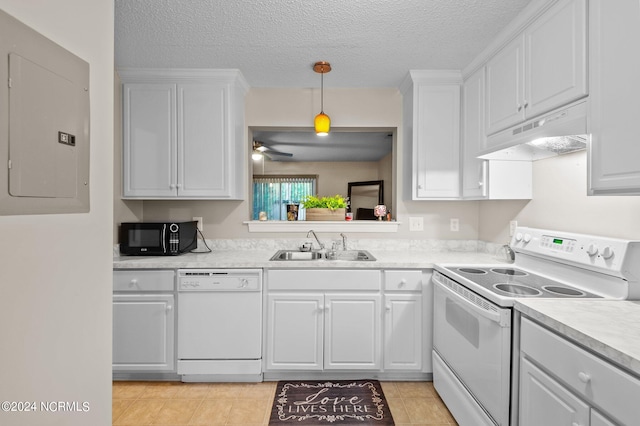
[306,230,325,251]
[340,233,348,250]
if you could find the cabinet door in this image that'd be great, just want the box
[324,293,381,370]
[177,83,230,197]
[525,0,587,118]
[485,36,525,136]
[383,294,422,370]
[265,293,324,370]
[122,83,177,197]
[462,68,487,198]
[113,294,175,372]
[414,84,461,198]
[588,0,640,195]
[519,357,589,426]
[591,410,617,426]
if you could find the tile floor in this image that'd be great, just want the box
[112,380,458,425]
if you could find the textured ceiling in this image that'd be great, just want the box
[115,0,533,88]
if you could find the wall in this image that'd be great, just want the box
[0,1,113,426]
[479,151,640,243]
[252,160,386,198]
[141,87,481,240]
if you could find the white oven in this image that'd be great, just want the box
[432,227,640,426]
[433,271,511,426]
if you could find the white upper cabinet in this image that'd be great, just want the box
[485,0,587,137]
[120,69,248,199]
[588,0,640,195]
[462,68,532,199]
[401,71,462,200]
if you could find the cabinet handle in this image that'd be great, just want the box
[523,101,529,109]
[385,305,391,312]
[129,279,138,287]
[517,104,522,112]
[166,305,173,311]
[399,279,407,287]
[176,183,182,188]
[578,372,591,383]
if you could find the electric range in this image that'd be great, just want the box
[432,227,640,426]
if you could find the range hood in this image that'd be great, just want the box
[478,100,588,161]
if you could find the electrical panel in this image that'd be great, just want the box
[0,9,90,215]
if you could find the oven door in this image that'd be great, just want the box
[433,272,512,426]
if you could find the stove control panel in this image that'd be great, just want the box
[540,235,577,253]
[511,227,640,275]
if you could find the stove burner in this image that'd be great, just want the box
[543,286,586,297]
[493,283,542,296]
[457,268,487,275]
[491,268,527,276]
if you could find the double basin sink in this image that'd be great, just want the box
[270,249,376,262]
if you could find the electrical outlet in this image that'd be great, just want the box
[510,220,518,237]
[193,216,203,232]
[409,217,424,232]
[450,218,460,232]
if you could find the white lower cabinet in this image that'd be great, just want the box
[113,270,176,373]
[266,293,324,370]
[383,270,424,370]
[265,291,381,371]
[519,317,640,425]
[519,357,589,426]
[265,269,428,375]
[324,293,381,370]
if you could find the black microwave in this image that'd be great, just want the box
[119,221,198,256]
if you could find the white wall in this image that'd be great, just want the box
[479,151,640,243]
[0,2,113,425]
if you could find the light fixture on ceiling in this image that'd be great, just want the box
[313,61,331,136]
[252,141,265,161]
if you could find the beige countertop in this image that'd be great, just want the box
[515,299,640,377]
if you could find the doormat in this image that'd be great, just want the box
[269,380,394,425]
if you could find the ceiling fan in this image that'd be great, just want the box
[252,140,293,159]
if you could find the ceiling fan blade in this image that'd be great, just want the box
[263,149,293,157]
[253,140,293,157]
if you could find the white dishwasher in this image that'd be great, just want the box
[177,269,262,382]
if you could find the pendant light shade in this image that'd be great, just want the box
[313,61,331,136]
[314,112,331,136]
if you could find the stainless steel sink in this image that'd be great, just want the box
[270,250,324,261]
[269,249,376,261]
[327,250,376,261]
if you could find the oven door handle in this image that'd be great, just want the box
[434,279,509,327]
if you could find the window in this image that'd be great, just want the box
[252,175,317,221]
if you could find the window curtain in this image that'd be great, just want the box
[253,176,316,220]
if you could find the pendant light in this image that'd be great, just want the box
[313,61,331,136]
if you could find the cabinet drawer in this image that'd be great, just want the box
[384,270,423,291]
[267,270,381,291]
[521,317,640,425]
[114,270,175,291]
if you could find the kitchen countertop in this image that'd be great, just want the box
[113,249,501,270]
[515,299,640,377]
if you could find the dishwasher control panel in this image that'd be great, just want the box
[178,269,262,291]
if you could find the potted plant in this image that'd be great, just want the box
[301,194,347,221]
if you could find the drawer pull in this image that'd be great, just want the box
[578,372,591,383]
